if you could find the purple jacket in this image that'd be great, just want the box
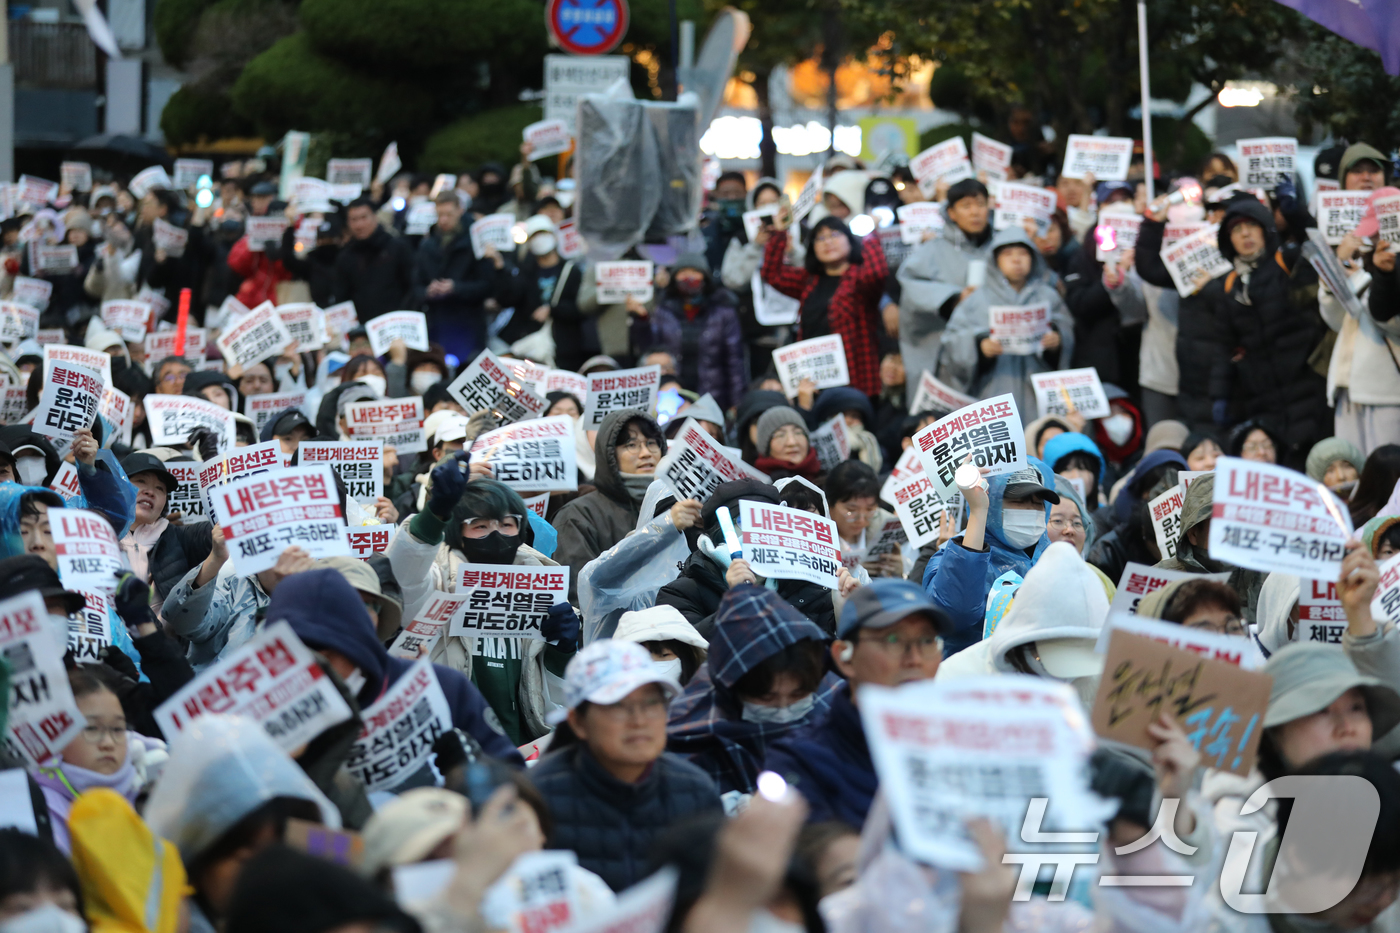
[645,287,747,410]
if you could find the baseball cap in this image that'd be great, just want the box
[270,408,313,438]
[523,215,556,238]
[361,788,468,876]
[549,639,682,725]
[120,452,178,495]
[0,554,85,614]
[837,578,952,641]
[1002,465,1060,504]
[434,417,471,446]
[319,556,403,636]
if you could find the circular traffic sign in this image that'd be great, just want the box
[546,0,629,56]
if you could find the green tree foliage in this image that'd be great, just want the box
[420,104,545,173]
[154,0,212,67]
[1293,26,1400,153]
[160,83,256,145]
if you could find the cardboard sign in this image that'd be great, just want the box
[524,119,573,159]
[1234,137,1296,189]
[448,566,568,640]
[322,301,359,338]
[469,213,516,259]
[173,158,213,189]
[890,468,958,549]
[244,216,289,251]
[34,361,102,458]
[276,303,324,353]
[988,303,1051,354]
[1160,224,1230,296]
[656,417,769,503]
[366,310,429,356]
[12,276,52,311]
[60,161,92,192]
[143,327,206,370]
[1030,368,1110,420]
[346,524,395,559]
[1061,135,1133,181]
[208,464,351,575]
[738,499,842,589]
[993,182,1056,235]
[100,300,153,343]
[327,158,373,188]
[1298,577,1345,645]
[583,365,661,429]
[344,397,426,455]
[468,416,578,492]
[0,591,85,766]
[809,413,851,471]
[16,175,59,206]
[49,508,122,592]
[0,302,38,343]
[595,261,655,304]
[154,622,354,751]
[751,271,800,326]
[346,658,453,791]
[1094,212,1143,261]
[772,334,850,398]
[246,390,307,437]
[145,394,235,452]
[165,462,207,523]
[448,350,548,424]
[388,591,467,660]
[1092,629,1271,776]
[1096,612,1264,669]
[1149,484,1186,561]
[153,218,188,257]
[971,132,1012,182]
[913,393,1026,498]
[909,137,973,184]
[1317,191,1369,245]
[1208,456,1352,578]
[300,440,384,504]
[217,301,295,368]
[910,370,976,416]
[67,588,114,663]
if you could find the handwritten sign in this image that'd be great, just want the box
[1208,457,1352,578]
[595,261,655,304]
[738,499,841,589]
[1096,612,1264,669]
[208,464,351,575]
[346,658,453,791]
[449,566,568,640]
[913,394,1026,498]
[469,416,578,492]
[583,365,661,429]
[1061,135,1133,181]
[772,334,850,399]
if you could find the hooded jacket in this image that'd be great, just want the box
[646,276,747,410]
[68,788,189,933]
[334,226,416,324]
[763,682,876,827]
[1154,473,1266,623]
[921,455,1058,656]
[938,227,1076,417]
[553,409,667,603]
[1042,430,1107,496]
[266,568,523,766]
[988,540,1109,674]
[182,370,241,413]
[666,584,842,795]
[896,208,997,401]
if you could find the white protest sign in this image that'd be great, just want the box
[1095,612,1264,669]
[1160,224,1230,296]
[0,591,85,766]
[595,261,655,304]
[790,171,823,225]
[35,329,65,346]
[1148,484,1186,561]
[154,622,353,751]
[1298,577,1345,645]
[447,350,547,424]
[388,591,467,660]
[988,303,1051,355]
[1236,137,1297,189]
[1317,191,1370,245]
[346,524,395,559]
[482,850,597,933]
[656,417,769,503]
[405,202,437,237]
[545,369,588,400]
[16,175,59,205]
[49,507,122,593]
[66,588,114,663]
[198,442,288,502]
[322,301,359,340]
[469,213,516,259]
[469,416,578,492]
[993,182,1056,234]
[913,394,1026,498]
[246,391,306,437]
[524,119,573,160]
[1106,562,1222,617]
[34,361,102,458]
[1376,194,1400,243]
[896,202,945,245]
[292,176,332,207]
[751,271,800,326]
[0,302,38,344]
[173,158,213,189]
[344,397,426,455]
[809,413,851,471]
[448,565,568,640]
[507,357,550,397]
[100,299,152,343]
[366,310,429,356]
[1372,554,1400,629]
[742,204,779,241]
[153,218,188,257]
[880,447,922,504]
[48,461,81,505]
[1162,222,1211,246]
[327,159,373,188]
[208,464,351,575]
[910,370,977,416]
[60,162,92,192]
[12,277,52,311]
[29,245,78,274]
[523,492,550,520]
[910,137,973,184]
[971,132,1012,182]
[165,462,207,523]
[772,334,850,398]
[144,328,206,371]
[738,498,842,589]
[346,658,453,791]
[557,866,676,933]
[217,300,295,368]
[1208,456,1352,578]
[1061,135,1134,181]
[544,53,630,134]
[244,216,288,251]
[376,142,402,186]
[299,441,384,504]
[276,303,324,353]
[1030,368,1110,420]
[145,394,234,452]
[1094,212,1143,261]
[556,220,585,259]
[890,468,957,549]
[0,385,28,425]
[583,365,661,429]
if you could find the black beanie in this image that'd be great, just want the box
[225,845,420,933]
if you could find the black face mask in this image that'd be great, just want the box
[460,530,522,565]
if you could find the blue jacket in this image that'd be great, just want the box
[921,455,1056,656]
[764,682,875,827]
[266,568,524,766]
[1040,431,1106,489]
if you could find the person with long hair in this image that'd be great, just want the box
[1350,444,1400,526]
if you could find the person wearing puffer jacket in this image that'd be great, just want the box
[640,253,747,410]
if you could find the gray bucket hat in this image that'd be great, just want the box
[1263,642,1400,736]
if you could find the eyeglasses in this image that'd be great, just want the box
[1047,517,1085,532]
[1242,439,1276,455]
[618,437,662,456]
[595,695,669,721]
[1185,617,1246,637]
[463,515,522,535]
[79,723,127,744]
[814,230,847,244]
[837,504,877,523]
[859,633,942,656]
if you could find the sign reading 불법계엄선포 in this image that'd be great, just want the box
[299,441,385,504]
[34,361,102,459]
[1148,484,1186,562]
[448,566,568,640]
[583,366,661,430]
[1061,135,1133,181]
[912,394,1026,499]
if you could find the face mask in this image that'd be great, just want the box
[17,456,47,487]
[741,693,817,725]
[718,198,745,219]
[650,658,683,681]
[460,530,522,565]
[343,669,366,695]
[1102,413,1134,445]
[47,613,73,655]
[410,371,442,394]
[747,910,803,933]
[529,233,557,256]
[1001,508,1047,549]
[0,904,87,933]
[676,276,704,296]
[358,374,387,397]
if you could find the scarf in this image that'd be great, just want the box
[755,448,822,481]
[35,736,144,854]
[1232,249,1265,306]
[120,518,167,593]
[619,472,655,505]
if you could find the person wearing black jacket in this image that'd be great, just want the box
[497,216,587,365]
[336,198,415,325]
[1064,185,1142,391]
[117,453,213,605]
[278,215,343,307]
[413,191,502,364]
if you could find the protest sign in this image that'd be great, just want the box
[1107,562,1223,617]
[346,658,453,791]
[275,303,324,353]
[164,462,207,523]
[1092,629,1271,776]
[583,365,661,429]
[246,390,307,437]
[1160,224,1230,296]
[217,301,295,368]
[889,468,957,549]
[366,310,429,356]
[59,162,91,192]
[1030,368,1110,419]
[0,385,28,424]
[864,517,908,561]
[656,417,768,503]
[155,622,353,750]
[556,220,585,259]
[0,302,38,343]
[909,137,973,185]
[388,592,467,660]
[1317,191,1370,245]
[879,447,922,504]
[1236,137,1296,189]
[145,394,234,452]
[29,245,78,274]
[482,850,592,933]
[738,499,841,589]
[346,524,394,559]
[742,204,779,241]
[523,493,550,520]
[1061,135,1133,180]
[595,261,655,304]
[469,213,516,259]
[1373,554,1400,628]
[772,335,850,398]
[860,677,1104,871]
[1298,577,1346,645]
[790,171,823,225]
[100,300,152,343]
[344,397,426,455]
[524,118,573,159]
[16,175,59,205]
[376,142,402,186]
[299,441,384,504]
[971,132,1012,182]
[244,216,289,251]
[449,566,568,639]
[34,361,102,458]
[1148,484,1186,561]
[896,202,944,244]
[49,508,123,592]
[506,358,550,396]
[1094,212,1143,262]
[208,464,351,575]
[1376,194,1400,243]
[328,158,373,188]
[1208,456,1352,578]
[97,384,132,448]
[48,462,81,506]
[173,158,213,189]
[1,591,85,765]
[910,370,976,416]
[913,394,1026,499]
[469,416,578,492]
[750,271,801,325]
[545,370,588,401]
[988,303,1051,354]
[66,589,113,663]
[143,327,208,368]
[1162,222,1212,246]
[992,182,1056,235]
[1096,612,1264,669]
[448,350,548,424]
[12,277,52,310]
[560,866,676,933]
[153,218,188,257]
[35,329,64,346]
[292,177,333,209]
[809,414,851,472]
[322,301,359,339]
[1302,227,1364,318]
[198,442,288,501]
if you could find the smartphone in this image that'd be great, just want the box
[656,387,684,426]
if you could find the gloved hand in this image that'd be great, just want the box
[97,643,140,705]
[1275,174,1297,211]
[187,427,221,461]
[113,571,155,631]
[427,449,472,520]
[1212,399,1230,426]
[541,602,581,652]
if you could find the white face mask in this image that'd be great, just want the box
[410,371,442,395]
[741,693,816,725]
[47,613,74,655]
[650,658,683,681]
[1001,508,1046,548]
[16,456,47,487]
[1102,413,1134,445]
[358,374,387,397]
[0,904,87,933]
[748,910,803,933]
[529,233,557,256]
[344,669,367,695]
